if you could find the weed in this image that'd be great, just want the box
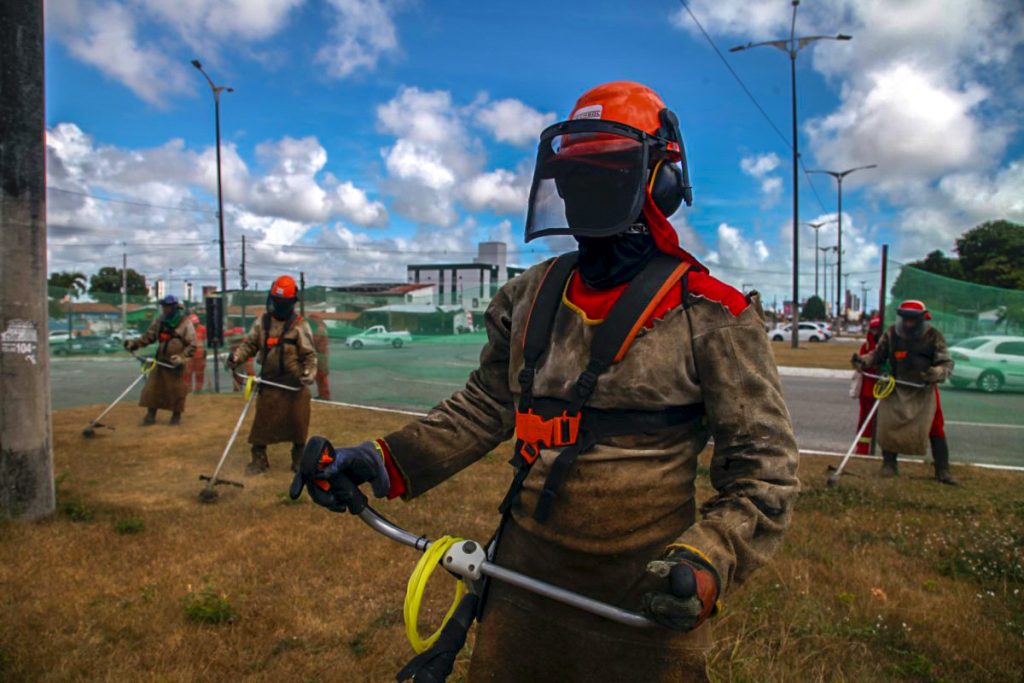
[113,517,145,534]
[277,491,304,506]
[59,496,94,522]
[182,581,237,625]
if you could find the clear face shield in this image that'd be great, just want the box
[525,119,685,243]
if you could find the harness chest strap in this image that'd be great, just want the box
[505,251,705,523]
[260,313,300,378]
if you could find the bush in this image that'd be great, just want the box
[182,582,237,625]
[113,517,145,534]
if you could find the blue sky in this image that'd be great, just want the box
[45,0,1024,306]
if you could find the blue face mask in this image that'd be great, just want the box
[575,225,659,289]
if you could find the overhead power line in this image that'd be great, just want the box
[675,0,829,214]
[48,186,219,215]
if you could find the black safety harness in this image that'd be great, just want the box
[259,312,300,380]
[499,250,706,524]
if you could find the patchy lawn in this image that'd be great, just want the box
[1,395,1020,682]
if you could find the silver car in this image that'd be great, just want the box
[949,335,1024,393]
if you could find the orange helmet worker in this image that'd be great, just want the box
[227,275,317,474]
[294,82,798,681]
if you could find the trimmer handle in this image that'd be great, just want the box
[289,436,368,514]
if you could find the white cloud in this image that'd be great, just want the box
[476,99,556,147]
[740,152,784,200]
[139,0,303,45]
[705,222,772,272]
[461,169,529,214]
[316,0,400,79]
[48,1,191,107]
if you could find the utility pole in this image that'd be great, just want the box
[730,2,851,348]
[121,252,128,335]
[0,0,54,520]
[240,235,248,332]
[860,280,869,315]
[300,272,306,318]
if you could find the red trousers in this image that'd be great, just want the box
[930,387,945,438]
[315,368,330,400]
[186,357,206,393]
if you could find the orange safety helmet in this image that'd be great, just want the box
[897,300,931,320]
[270,275,298,300]
[525,81,692,242]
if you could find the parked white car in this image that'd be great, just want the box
[949,335,1024,393]
[345,325,412,349]
[769,323,831,343]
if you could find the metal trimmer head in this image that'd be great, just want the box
[198,474,244,503]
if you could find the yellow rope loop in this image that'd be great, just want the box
[244,376,255,401]
[872,374,896,400]
[141,358,155,375]
[404,535,467,653]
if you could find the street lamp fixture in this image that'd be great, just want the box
[807,164,877,324]
[805,219,836,299]
[730,0,851,348]
[192,58,233,393]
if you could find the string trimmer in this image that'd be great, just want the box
[81,353,174,437]
[826,372,925,487]
[291,437,656,682]
[197,374,299,503]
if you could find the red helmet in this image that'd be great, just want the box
[868,315,882,329]
[897,300,931,320]
[270,276,297,300]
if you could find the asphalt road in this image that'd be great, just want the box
[51,341,1024,469]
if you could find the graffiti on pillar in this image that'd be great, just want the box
[1,320,39,365]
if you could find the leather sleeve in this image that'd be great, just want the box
[232,318,263,364]
[672,294,800,595]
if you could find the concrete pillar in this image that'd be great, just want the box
[0,1,54,520]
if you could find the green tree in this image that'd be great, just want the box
[89,267,148,299]
[801,295,826,321]
[47,271,87,319]
[955,220,1024,289]
[916,250,964,280]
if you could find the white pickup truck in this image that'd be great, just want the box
[345,325,412,349]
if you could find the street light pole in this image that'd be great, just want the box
[730,2,850,348]
[806,219,836,298]
[192,59,233,394]
[808,164,877,325]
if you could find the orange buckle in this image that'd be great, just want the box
[158,332,171,341]
[267,337,280,348]
[515,409,580,464]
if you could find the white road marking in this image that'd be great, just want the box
[799,448,1024,472]
[945,420,1024,430]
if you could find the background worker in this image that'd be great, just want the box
[227,276,317,474]
[295,82,799,681]
[124,294,196,426]
[853,300,957,484]
[308,311,331,400]
[185,311,207,393]
[851,314,882,455]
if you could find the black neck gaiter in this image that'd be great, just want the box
[575,227,659,289]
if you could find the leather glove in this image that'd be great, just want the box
[850,353,865,368]
[643,545,721,632]
[169,354,185,367]
[124,339,137,352]
[290,437,390,514]
[922,366,948,384]
[300,369,315,387]
[224,354,239,370]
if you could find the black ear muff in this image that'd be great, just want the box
[658,108,694,208]
[649,160,685,217]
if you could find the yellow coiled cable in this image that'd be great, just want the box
[872,374,896,400]
[404,535,467,653]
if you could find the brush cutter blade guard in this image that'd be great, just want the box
[244,375,255,401]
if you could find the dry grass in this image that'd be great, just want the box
[1,395,1021,682]
[771,340,859,370]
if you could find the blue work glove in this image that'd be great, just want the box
[289,436,389,514]
[642,545,721,632]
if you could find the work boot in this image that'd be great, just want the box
[880,451,899,478]
[169,411,182,426]
[930,436,958,486]
[142,408,157,426]
[246,446,270,476]
[291,443,303,473]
